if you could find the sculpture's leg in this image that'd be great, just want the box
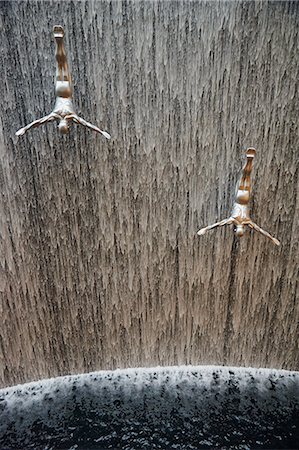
[66,114,111,139]
[16,113,58,136]
[248,221,280,246]
[53,25,71,83]
[239,148,256,192]
[197,218,234,236]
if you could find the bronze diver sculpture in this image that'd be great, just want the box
[197,148,280,245]
[16,25,110,139]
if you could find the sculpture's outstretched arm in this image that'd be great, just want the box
[248,221,280,246]
[16,113,59,136]
[66,114,111,139]
[197,218,234,236]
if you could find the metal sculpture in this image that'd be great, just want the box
[16,25,110,139]
[197,148,280,245]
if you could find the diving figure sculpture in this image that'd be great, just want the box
[16,26,110,139]
[197,148,280,245]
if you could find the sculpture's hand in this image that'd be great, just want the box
[197,218,234,236]
[66,114,111,140]
[16,113,59,136]
[248,221,280,246]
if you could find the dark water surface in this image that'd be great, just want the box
[0,366,298,449]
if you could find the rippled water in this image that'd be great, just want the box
[1,365,298,449]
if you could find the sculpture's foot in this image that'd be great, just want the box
[53,25,64,39]
[246,147,256,158]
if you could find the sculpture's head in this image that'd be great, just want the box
[58,119,69,134]
[235,224,245,237]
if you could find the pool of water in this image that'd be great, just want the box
[1,365,298,449]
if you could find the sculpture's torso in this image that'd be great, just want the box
[53,96,74,117]
[231,189,251,223]
[55,80,72,98]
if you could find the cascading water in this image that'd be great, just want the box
[1,2,298,449]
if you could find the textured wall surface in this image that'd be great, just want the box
[0,0,298,387]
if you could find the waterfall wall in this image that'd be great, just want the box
[0,1,298,387]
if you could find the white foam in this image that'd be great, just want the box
[1,365,298,448]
